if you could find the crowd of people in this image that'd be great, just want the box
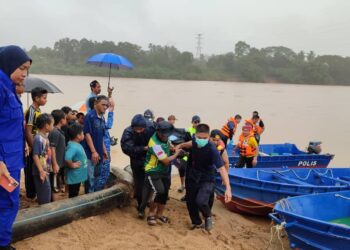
[0,45,265,250]
[121,108,265,230]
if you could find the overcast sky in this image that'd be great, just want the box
[1,0,350,56]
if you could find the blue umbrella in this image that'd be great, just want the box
[86,53,134,88]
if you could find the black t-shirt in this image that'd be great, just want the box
[259,119,264,128]
[186,139,224,183]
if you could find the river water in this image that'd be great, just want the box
[30,74,350,167]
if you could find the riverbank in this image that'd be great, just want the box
[15,176,290,250]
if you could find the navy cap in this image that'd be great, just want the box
[157,121,174,136]
[131,114,147,128]
[192,115,201,123]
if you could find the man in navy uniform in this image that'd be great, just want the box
[0,45,32,250]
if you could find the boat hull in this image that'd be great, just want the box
[215,168,350,216]
[227,143,333,168]
[270,191,350,249]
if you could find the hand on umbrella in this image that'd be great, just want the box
[107,86,114,98]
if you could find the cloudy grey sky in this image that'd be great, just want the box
[1,0,350,56]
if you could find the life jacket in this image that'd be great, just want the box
[187,126,196,136]
[245,119,263,135]
[238,133,257,157]
[220,117,238,138]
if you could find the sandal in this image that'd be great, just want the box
[147,216,157,226]
[190,223,204,230]
[157,216,170,223]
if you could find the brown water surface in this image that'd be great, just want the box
[31,74,350,167]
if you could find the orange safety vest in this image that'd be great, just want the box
[220,117,238,138]
[238,133,257,157]
[245,119,263,135]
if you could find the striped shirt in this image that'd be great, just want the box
[24,105,41,137]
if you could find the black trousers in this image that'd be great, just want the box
[139,172,170,212]
[24,153,36,199]
[68,183,81,198]
[131,163,145,208]
[186,179,215,225]
[235,156,254,168]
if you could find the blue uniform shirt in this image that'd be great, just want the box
[0,70,25,171]
[82,109,106,161]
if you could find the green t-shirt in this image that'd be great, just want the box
[65,141,88,185]
[144,133,171,174]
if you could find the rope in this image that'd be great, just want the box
[266,221,286,250]
[335,194,350,200]
[290,169,313,181]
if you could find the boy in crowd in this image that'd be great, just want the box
[233,125,259,168]
[65,124,88,198]
[24,86,48,199]
[82,95,108,193]
[138,121,183,224]
[49,110,67,194]
[76,112,85,126]
[32,113,54,205]
[177,124,231,231]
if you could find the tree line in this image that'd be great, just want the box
[27,38,350,85]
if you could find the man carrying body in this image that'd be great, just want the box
[177,123,231,231]
[121,114,155,210]
[138,121,182,224]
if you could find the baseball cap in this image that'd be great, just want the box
[192,115,201,123]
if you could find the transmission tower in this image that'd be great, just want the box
[195,34,203,59]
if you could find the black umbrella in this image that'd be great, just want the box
[24,76,63,93]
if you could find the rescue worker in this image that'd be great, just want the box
[233,125,259,168]
[177,124,231,231]
[0,45,31,250]
[144,109,156,128]
[138,121,182,224]
[220,114,242,145]
[210,130,229,171]
[121,114,155,210]
[179,115,201,202]
[245,114,264,144]
[187,115,201,136]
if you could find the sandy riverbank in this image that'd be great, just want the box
[15,176,289,250]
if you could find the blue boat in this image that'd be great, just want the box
[215,168,350,216]
[270,190,350,249]
[226,143,334,168]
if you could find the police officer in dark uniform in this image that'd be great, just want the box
[0,45,32,250]
[121,114,155,210]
